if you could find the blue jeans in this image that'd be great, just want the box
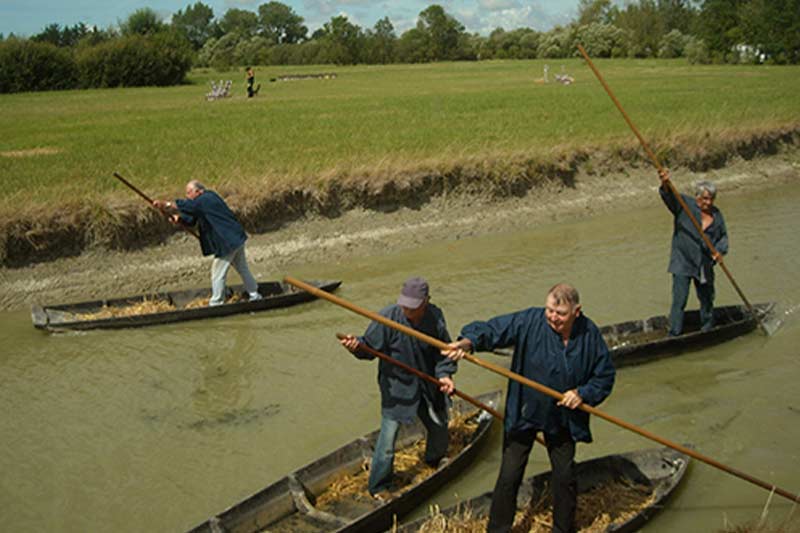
[368,401,449,494]
[210,245,259,306]
[670,273,715,335]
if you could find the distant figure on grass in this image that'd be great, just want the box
[444,284,615,533]
[153,181,261,306]
[339,277,458,500]
[245,67,260,97]
[659,169,728,335]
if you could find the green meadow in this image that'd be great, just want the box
[1,59,799,215]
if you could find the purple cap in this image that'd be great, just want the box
[397,277,429,309]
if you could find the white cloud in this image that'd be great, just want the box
[478,0,521,11]
[463,3,572,34]
[225,0,258,7]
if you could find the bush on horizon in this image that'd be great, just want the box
[0,32,193,93]
[0,39,78,93]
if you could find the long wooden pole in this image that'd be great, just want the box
[112,172,199,240]
[575,45,767,335]
[287,276,799,503]
[335,333,504,421]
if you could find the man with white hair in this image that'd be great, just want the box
[444,284,615,533]
[658,170,729,335]
[154,180,261,306]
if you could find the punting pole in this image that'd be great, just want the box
[575,45,769,335]
[112,172,199,240]
[287,276,799,503]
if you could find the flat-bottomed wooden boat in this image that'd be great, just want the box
[31,279,342,331]
[186,390,501,533]
[393,447,689,533]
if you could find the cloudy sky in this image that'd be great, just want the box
[1,0,584,38]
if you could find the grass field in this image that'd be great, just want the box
[1,59,799,215]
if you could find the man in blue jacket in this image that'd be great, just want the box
[444,284,615,533]
[154,180,261,306]
[340,277,457,498]
[659,170,728,335]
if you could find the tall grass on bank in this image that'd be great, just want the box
[1,59,799,216]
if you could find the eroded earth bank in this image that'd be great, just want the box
[1,150,798,312]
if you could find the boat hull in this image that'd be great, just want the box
[31,280,342,331]
[393,447,689,533]
[186,390,502,533]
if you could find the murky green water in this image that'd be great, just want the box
[1,181,798,532]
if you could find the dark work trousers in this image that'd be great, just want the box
[486,427,577,533]
[669,273,715,335]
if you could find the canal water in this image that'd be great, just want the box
[1,181,798,532]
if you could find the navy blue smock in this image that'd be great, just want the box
[175,190,247,258]
[660,187,728,282]
[356,304,457,422]
[460,308,615,442]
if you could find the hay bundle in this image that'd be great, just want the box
[315,411,479,508]
[77,298,175,320]
[412,478,656,533]
[75,291,246,320]
[184,292,244,309]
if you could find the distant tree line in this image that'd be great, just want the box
[1,0,798,93]
[0,10,192,93]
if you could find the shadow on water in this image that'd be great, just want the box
[140,404,281,431]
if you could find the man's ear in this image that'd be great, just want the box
[574,304,582,317]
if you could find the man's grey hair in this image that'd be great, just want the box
[694,180,717,199]
[547,283,580,307]
[187,180,206,192]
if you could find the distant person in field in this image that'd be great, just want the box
[658,169,728,335]
[153,181,261,306]
[245,67,260,98]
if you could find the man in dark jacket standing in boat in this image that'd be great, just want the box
[340,277,457,498]
[153,180,261,306]
[659,170,728,335]
[443,284,615,533]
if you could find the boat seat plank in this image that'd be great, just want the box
[287,475,348,527]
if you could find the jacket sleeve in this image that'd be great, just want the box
[174,198,199,226]
[659,185,681,215]
[714,211,729,256]
[576,329,615,407]
[355,320,389,361]
[461,311,523,354]
[434,312,457,378]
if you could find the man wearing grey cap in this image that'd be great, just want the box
[340,277,457,498]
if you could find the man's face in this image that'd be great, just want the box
[545,294,581,337]
[401,300,428,325]
[696,190,714,213]
[185,184,201,199]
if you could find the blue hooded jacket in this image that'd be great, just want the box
[461,307,615,442]
[175,190,247,258]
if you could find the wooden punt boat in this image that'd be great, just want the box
[495,303,774,368]
[393,447,690,533]
[186,390,502,533]
[31,279,341,331]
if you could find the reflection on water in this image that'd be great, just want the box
[1,182,799,532]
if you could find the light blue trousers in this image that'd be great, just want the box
[210,245,259,306]
[368,401,449,495]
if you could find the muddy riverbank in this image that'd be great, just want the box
[2,148,797,312]
[2,127,798,271]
